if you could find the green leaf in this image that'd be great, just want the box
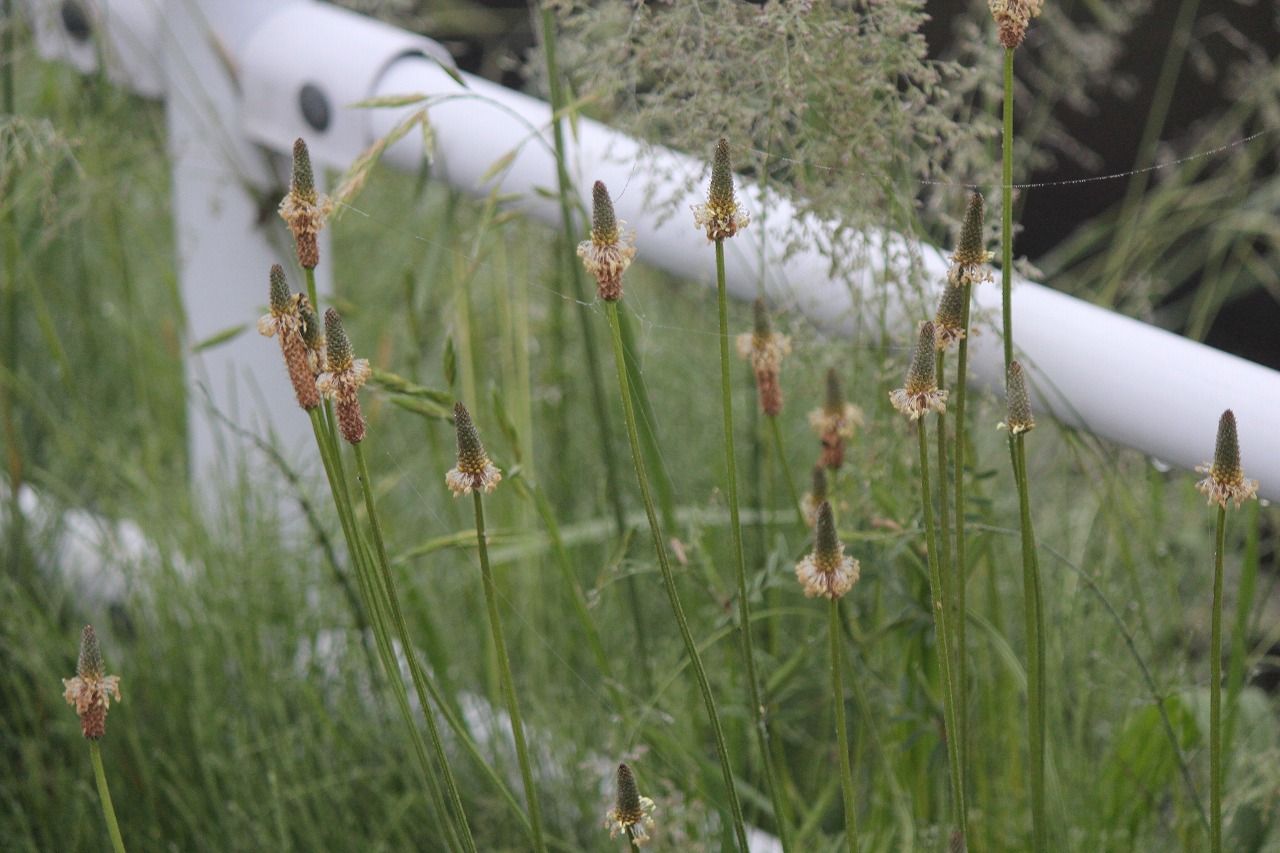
[191,324,246,352]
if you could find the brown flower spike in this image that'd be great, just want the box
[934,280,969,351]
[446,402,502,496]
[989,0,1044,49]
[1195,410,1259,509]
[62,625,122,740]
[258,264,320,410]
[736,299,791,416]
[809,368,864,470]
[578,181,637,302]
[316,309,371,444]
[692,138,750,241]
[795,501,860,599]
[998,361,1035,434]
[889,322,948,420]
[278,138,335,270]
[605,763,657,845]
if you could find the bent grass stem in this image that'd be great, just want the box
[715,240,791,849]
[605,301,750,852]
[471,490,547,853]
[90,742,126,853]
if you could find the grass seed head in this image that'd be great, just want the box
[447,402,502,496]
[278,138,334,270]
[795,501,860,599]
[62,625,122,740]
[999,361,1036,434]
[889,322,948,420]
[692,137,750,241]
[316,309,370,442]
[606,762,656,845]
[578,181,636,302]
[1195,409,1259,509]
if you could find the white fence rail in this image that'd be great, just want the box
[20,0,1280,499]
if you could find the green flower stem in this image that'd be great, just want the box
[1225,500,1259,757]
[538,8,649,685]
[605,301,750,852]
[952,280,973,790]
[305,413,463,851]
[1010,436,1046,851]
[1210,504,1226,853]
[89,742,127,853]
[2,0,24,585]
[917,421,967,845]
[303,267,342,450]
[830,599,858,852]
[471,490,547,853]
[352,443,478,853]
[1001,46,1015,372]
[768,415,807,531]
[934,351,958,735]
[715,240,791,850]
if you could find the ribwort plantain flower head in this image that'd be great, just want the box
[62,625,122,740]
[316,309,372,443]
[1195,409,1259,509]
[934,281,969,350]
[998,361,1036,434]
[989,0,1045,49]
[736,299,791,416]
[795,501,860,599]
[259,264,319,410]
[278,138,335,270]
[578,181,637,302]
[692,138,750,242]
[889,322,948,420]
[809,368,864,470]
[605,763,657,845]
[298,296,326,377]
[447,402,502,496]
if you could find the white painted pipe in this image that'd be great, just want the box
[21,0,1280,502]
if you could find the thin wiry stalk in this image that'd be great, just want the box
[1001,47,1015,372]
[1011,436,1046,851]
[917,422,967,845]
[471,490,547,853]
[1210,504,1226,853]
[830,599,858,852]
[768,415,807,531]
[303,268,343,453]
[605,301,750,852]
[2,0,24,586]
[952,278,973,793]
[89,742,127,853]
[715,240,791,850]
[934,348,959,787]
[306,412,465,852]
[352,443,478,853]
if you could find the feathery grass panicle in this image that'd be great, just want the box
[795,501,860,599]
[802,464,829,528]
[736,298,791,416]
[316,309,371,444]
[279,138,335,270]
[890,322,948,420]
[258,264,320,410]
[447,402,502,496]
[693,138,750,242]
[999,361,1036,434]
[1196,410,1259,509]
[62,625,121,741]
[809,368,863,470]
[605,763,657,845]
[578,181,637,302]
